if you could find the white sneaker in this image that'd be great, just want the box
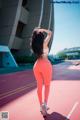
[44,102,49,111]
[40,104,47,116]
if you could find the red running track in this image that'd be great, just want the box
[0,60,80,120]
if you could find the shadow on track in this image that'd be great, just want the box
[43,112,70,120]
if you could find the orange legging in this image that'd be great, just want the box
[33,57,52,105]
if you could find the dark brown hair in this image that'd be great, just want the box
[30,30,45,58]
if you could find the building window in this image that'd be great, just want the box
[22,0,27,7]
[15,21,25,38]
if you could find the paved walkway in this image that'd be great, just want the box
[0,60,80,120]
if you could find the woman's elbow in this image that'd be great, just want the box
[49,31,52,38]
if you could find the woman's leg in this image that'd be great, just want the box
[33,67,43,106]
[37,77,43,105]
[42,62,52,105]
[44,84,50,104]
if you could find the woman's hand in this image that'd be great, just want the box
[37,28,44,33]
[37,28,52,35]
[33,28,52,35]
[33,28,44,34]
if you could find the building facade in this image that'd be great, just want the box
[0,0,54,57]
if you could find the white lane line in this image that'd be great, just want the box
[66,102,79,119]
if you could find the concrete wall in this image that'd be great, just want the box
[19,7,29,25]
[41,0,54,50]
[11,6,29,50]
[12,37,23,49]
[16,0,54,56]
[0,0,19,45]
[19,0,42,55]
[0,0,54,56]
[8,0,23,48]
[0,0,1,8]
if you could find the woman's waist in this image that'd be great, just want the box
[36,57,51,65]
[37,56,48,61]
[33,57,52,70]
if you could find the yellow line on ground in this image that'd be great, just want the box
[0,82,36,100]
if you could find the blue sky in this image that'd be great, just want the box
[50,2,80,55]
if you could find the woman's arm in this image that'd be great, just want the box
[38,28,52,47]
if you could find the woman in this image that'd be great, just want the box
[30,28,52,115]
